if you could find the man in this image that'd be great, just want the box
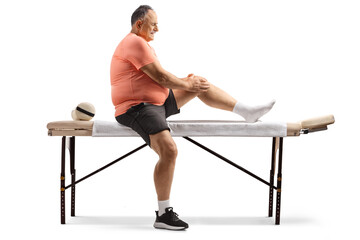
[110,5,275,230]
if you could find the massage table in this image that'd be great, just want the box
[47,115,335,225]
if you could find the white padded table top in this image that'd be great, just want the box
[92,120,287,137]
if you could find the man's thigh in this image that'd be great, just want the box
[172,89,199,109]
[116,104,169,146]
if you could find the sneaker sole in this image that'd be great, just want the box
[153,222,188,230]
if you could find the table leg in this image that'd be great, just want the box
[70,136,76,217]
[275,137,283,225]
[60,136,66,224]
[268,137,278,217]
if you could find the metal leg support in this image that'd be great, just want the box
[60,136,66,224]
[69,136,76,217]
[268,137,278,217]
[275,137,284,225]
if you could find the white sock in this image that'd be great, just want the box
[232,100,276,123]
[158,199,171,216]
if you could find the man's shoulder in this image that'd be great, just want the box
[114,33,155,63]
[121,33,147,47]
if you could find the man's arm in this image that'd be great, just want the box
[140,61,210,92]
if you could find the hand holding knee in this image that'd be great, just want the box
[185,74,210,93]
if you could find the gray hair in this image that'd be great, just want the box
[131,5,153,26]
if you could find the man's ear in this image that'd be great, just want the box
[136,20,143,30]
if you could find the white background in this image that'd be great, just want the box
[1,0,359,239]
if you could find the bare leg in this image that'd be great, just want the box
[173,83,236,111]
[197,84,237,111]
[150,130,178,201]
[173,83,275,122]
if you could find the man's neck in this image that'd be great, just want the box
[130,27,138,35]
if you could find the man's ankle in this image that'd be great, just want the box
[158,199,171,216]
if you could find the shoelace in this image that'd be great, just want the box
[166,207,180,221]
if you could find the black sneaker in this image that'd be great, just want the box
[153,207,189,230]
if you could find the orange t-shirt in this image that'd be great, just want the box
[110,33,169,117]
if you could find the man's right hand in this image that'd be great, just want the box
[186,74,210,93]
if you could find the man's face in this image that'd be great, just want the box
[138,10,158,42]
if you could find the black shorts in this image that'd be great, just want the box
[115,89,180,147]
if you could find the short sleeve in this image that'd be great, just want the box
[124,37,157,70]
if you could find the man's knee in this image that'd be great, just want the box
[150,130,178,161]
[160,141,178,161]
